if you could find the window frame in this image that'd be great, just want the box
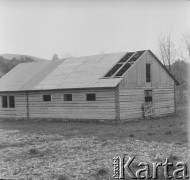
[2,96,8,108]
[43,94,52,102]
[146,63,151,83]
[144,90,153,103]
[63,94,72,101]
[9,96,15,108]
[1,96,16,108]
[86,93,96,101]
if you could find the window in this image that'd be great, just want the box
[146,63,151,82]
[43,95,51,101]
[114,50,146,77]
[104,64,123,77]
[144,90,152,102]
[2,96,8,108]
[2,96,15,108]
[9,96,15,108]
[86,93,96,101]
[104,52,135,78]
[63,94,72,101]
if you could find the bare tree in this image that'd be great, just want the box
[158,32,175,72]
[183,33,190,60]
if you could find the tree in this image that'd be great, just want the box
[158,32,176,72]
[183,33,190,60]
[170,60,189,103]
[171,60,188,89]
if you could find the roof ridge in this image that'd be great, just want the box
[60,52,127,60]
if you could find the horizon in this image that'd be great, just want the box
[0,0,189,61]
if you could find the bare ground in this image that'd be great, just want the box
[0,104,189,180]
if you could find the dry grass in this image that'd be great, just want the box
[0,104,188,179]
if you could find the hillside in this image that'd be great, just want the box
[0,54,46,78]
[0,53,45,61]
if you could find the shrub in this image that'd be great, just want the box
[57,174,70,180]
[147,132,155,136]
[96,168,108,176]
[129,134,135,138]
[93,168,109,179]
[29,148,38,155]
[168,154,179,163]
[164,131,172,135]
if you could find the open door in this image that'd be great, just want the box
[143,90,155,118]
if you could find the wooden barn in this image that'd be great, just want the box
[0,50,179,121]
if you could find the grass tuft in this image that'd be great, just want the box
[168,154,179,163]
[164,131,172,135]
[96,168,108,176]
[56,174,71,180]
[147,132,155,136]
[29,148,39,155]
[129,134,135,138]
[92,168,110,179]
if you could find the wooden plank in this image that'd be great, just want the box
[174,84,176,113]
[27,89,116,120]
[0,92,27,118]
[118,51,175,89]
[154,88,175,116]
[26,92,29,119]
[115,86,120,121]
[118,86,175,120]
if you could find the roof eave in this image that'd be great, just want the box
[0,86,117,93]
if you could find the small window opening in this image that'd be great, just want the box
[86,93,96,101]
[146,63,151,82]
[9,96,15,108]
[2,96,8,108]
[144,90,152,102]
[114,50,146,77]
[118,52,135,63]
[104,64,123,77]
[64,94,72,101]
[43,95,51,101]
[103,52,135,78]
[114,63,131,77]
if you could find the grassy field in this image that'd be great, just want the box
[0,104,189,179]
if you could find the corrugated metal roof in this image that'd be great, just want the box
[0,52,125,92]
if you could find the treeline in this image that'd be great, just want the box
[0,56,35,78]
[158,32,189,103]
[170,60,189,90]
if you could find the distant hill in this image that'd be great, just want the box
[0,54,47,78]
[0,53,45,61]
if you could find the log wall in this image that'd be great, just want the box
[119,88,175,120]
[0,51,176,121]
[0,89,116,120]
[28,89,116,120]
[119,89,144,120]
[118,51,175,120]
[154,88,175,115]
[0,92,27,118]
[119,51,174,88]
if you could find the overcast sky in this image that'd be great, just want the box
[0,0,189,60]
